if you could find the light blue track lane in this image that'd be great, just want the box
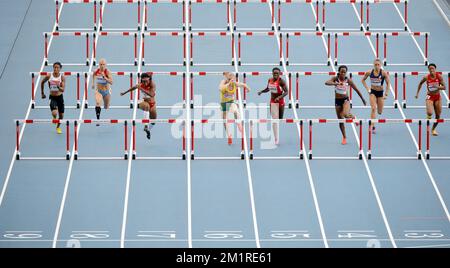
[0,0,449,248]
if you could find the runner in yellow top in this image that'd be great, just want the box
[219,72,250,145]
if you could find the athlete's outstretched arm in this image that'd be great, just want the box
[349,79,367,106]
[361,71,371,93]
[325,77,338,86]
[59,75,65,93]
[40,74,50,99]
[120,84,138,96]
[438,75,446,91]
[415,76,427,99]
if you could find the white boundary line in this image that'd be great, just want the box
[185,0,193,249]
[120,5,146,249]
[433,0,450,27]
[51,4,104,248]
[229,3,261,249]
[388,2,450,222]
[271,2,329,248]
[0,3,62,207]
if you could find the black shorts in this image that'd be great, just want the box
[49,95,65,113]
[370,89,384,98]
[335,97,349,107]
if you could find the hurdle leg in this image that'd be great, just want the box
[74,121,78,160]
[31,73,35,109]
[367,120,372,159]
[418,120,422,160]
[66,120,70,160]
[84,72,89,109]
[299,120,303,159]
[308,120,313,159]
[366,0,370,31]
[132,120,136,160]
[322,1,326,31]
[402,73,406,109]
[426,120,430,159]
[124,121,128,160]
[182,121,186,160]
[249,120,253,160]
[191,120,195,160]
[16,121,20,160]
[358,120,363,160]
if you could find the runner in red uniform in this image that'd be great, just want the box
[258,67,288,145]
[415,63,447,136]
[121,73,156,140]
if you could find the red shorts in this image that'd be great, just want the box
[426,93,441,103]
[141,99,156,109]
[270,98,285,107]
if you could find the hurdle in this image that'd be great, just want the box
[30,71,186,110]
[425,119,450,160]
[142,32,186,66]
[284,31,332,66]
[56,0,143,31]
[131,119,186,160]
[146,0,185,31]
[367,119,423,160]
[318,0,409,32]
[93,31,141,66]
[30,72,82,109]
[392,71,450,109]
[237,31,283,66]
[307,118,363,160]
[248,118,304,160]
[191,119,245,160]
[332,31,429,66]
[15,119,71,160]
[74,119,130,160]
[188,0,229,31]
[44,31,91,66]
[190,31,234,66]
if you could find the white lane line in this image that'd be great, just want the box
[52,4,105,248]
[185,0,193,249]
[229,3,261,249]
[0,2,64,207]
[405,243,450,248]
[120,5,146,249]
[270,2,330,248]
[433,0,450,27]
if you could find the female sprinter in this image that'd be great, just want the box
[325,65,367,145]
[415,63,446,136]
[120,72,156,140]
[362,59,390,134]
[257,67,288,145]
[40,62,65,134]
[219,72,250,145]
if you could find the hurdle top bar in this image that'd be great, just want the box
[59,0,408,3]
[30,71,185,76]
[31,71,450,76]
[43,30,429,36]
[190,71,450,76]
[16,118,448,124]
